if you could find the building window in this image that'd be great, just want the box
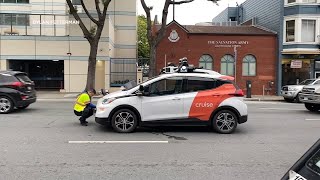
[286,20,295,42]
[287,0,296,3]
[301,20,316,42]
[0,0,29,3]
[110,58,137,87]
[0,14,30,26]
[199,55,213,70]
[221,55,235,76]
[302,0,316,3]
[242,55,256,76]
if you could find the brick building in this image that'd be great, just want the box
[155,21,278,95]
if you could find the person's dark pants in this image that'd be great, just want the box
[74,106,94,124]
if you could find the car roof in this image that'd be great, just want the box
[159,72,231,80]
[0,70,26,76]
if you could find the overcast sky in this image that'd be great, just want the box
[137,0,247,25]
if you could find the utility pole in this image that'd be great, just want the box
[234,46,237,83]
[173,0,175,20]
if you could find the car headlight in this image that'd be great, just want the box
[288,87,298,91]
[102,98,116,105]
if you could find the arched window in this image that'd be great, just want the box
[199,55,213,70]
[242,55,256,76]
[221,55,235,76]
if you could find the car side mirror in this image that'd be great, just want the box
[136,85,144,96]
[139,85,144,92]
[281,138,320,180]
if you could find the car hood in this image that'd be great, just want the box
[284,85,304,89]
[102,90,129,99]
[302,85,320,89]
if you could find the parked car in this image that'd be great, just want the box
[299,84,320,112]
[0,71,37,114]
[95,62,247,134]
[281,138,320,180]
[281,79,320,102]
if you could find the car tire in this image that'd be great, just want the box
[17,105,29,109]
[212,110,238,134]
[0,96,14,114]
[305,103,320,112]
[111,109,138,133]
[284,98,294,103]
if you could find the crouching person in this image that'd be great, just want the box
[73,89,97,126]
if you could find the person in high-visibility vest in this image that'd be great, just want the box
[73,89,97,126]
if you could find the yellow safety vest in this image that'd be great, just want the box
[74,93,91,112]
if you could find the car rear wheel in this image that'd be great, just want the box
[0,96,14,114]
[212,110,238,134]
[305,103,320,112]
[17,105,29,109]
[111,109,138,133]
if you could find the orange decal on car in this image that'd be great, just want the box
[188,84,236,121]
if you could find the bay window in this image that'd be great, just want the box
[286,20,295,42]
[301,20,316,42]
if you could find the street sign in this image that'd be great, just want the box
[291,60,302,68]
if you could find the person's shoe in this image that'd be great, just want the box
[80,122,88,126]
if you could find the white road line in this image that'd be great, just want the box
[68,141,169,144]
[259,108,304,111]
[305,119,320,121]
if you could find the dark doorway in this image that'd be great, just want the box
[9,60,64,90]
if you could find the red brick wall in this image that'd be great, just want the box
[156,23,277,95]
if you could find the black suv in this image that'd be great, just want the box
[0,71,37,114]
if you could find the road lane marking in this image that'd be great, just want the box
[68,141,169,144]
[305,119,320,121]
[260,107,305,110]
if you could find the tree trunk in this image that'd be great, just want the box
[149,45,157,78]
[86,42,98,90]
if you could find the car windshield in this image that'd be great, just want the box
[122,75,161,91]
[299,79,315,85]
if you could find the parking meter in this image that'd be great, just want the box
[246,80,252,98]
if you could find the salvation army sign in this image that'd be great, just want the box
[290,60,302,68]
[208,40,249,48]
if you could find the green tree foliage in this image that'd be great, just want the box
[138,15,150,59]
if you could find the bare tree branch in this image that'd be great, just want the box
[95,0,102,17]
[66,0,92,42]
[169,0,194,5]
[102,0,112,21]
[81,0,99,25]
[140,0,154,45]
[155,0,171,45]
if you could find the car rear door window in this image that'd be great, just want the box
[0,74,16,83]
[185,77,230,92]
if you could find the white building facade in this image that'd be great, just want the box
[0,0,137,92]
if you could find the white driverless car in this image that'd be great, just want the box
[95,68,247,134]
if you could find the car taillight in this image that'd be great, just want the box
[229,89,244,97]
[11,82,24,87]
[21,95,28,100]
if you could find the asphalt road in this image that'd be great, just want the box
[0,100,319,180]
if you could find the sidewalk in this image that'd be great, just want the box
[36,91,284,101]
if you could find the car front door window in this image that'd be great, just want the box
[148,77,183,96]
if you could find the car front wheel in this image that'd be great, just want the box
[305,103,320,112]
[212,110,238,134]
[111,109,138,133]
[0,96,14,114]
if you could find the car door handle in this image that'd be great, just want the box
[212,94,221,97]
[172,97,181,100]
